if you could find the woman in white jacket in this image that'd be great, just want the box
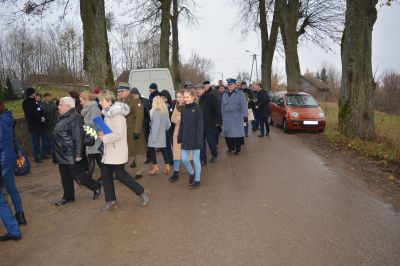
[98,90,149,211]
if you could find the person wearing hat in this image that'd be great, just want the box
[195,82,221,165]
[159,90,175,172]
[221,78,248,155]
[118,84,147,179]
[148,83,159,107]
[22,87,50,163]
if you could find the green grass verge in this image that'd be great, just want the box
[4,87,72,119]
[320,102,400,162]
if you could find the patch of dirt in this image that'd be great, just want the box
[298,132,400,212]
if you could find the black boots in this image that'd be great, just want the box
[15,212,27,225]
[169,171,179,183]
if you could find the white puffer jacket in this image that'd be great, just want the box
[101,102,130,165]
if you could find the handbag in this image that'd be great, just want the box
[84,134,96,146]
[14,142,31,176]
[248,108,255,121]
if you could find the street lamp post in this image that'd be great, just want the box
[245,50,259,85]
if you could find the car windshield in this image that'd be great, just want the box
[286,94,319,107]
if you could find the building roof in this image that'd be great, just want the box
[116,70,130,83]
[301,75,330,91]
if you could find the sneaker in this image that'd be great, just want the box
[190,181,201,190]
[101,201,118,212]
[140,191,150,207]
[169,171,179,183]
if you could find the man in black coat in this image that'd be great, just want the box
[195,82,221,165]
[22,87,51,163]
[253,83,271,137]
[52,96,102,206]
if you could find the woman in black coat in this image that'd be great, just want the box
[177,90,204,189]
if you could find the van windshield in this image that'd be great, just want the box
[286,94,319,107]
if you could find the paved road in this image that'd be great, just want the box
[1,127,400,266]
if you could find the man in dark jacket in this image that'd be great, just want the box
[253,83,271,137]
[195,82,221,165]
[22,87,51,163]
[148,82,159,107]
[52,96,102,206]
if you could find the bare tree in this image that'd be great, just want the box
[276,0,345,92]
[181,52,214,84]
[236,0,280,90]
[338,0,377,139]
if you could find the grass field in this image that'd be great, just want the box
[320,102,400,162]
[4,87,72,119]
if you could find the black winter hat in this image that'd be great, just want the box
[25,87,36,97]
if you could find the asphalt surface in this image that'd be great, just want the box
[1,127,400,266]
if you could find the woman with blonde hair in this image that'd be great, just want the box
[178,89,204,189]
[79,90,102,181]
[98,90,149,211]
[148,96,171,175]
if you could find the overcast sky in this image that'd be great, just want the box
[175,0,400,83]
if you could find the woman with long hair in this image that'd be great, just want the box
[177,90,204,189]
[148,96,172,175]
[169,89,185,182]
[98,90,149,211]
[80,90,103,181]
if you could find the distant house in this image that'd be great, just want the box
[300,76,332,101]
[116,70,130,85]
[11,79,24,97]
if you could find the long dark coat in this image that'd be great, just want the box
[221,89,248,138]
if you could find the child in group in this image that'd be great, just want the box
[148,96,172,175]
[177,90,204,189]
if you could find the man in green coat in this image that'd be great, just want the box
[117,84,147,179]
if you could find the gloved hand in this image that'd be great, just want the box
[243,117,248,123]
[133,133,140,140]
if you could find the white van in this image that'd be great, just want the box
[128,68,175,99]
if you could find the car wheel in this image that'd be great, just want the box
[283,119,289,133]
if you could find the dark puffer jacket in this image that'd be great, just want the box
[0,111,17,167]
[199,90,221,131]
[52,109,84,165]
[255,89,271,118]
[178,102,204,150]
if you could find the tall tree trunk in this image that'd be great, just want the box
[277,0,302,92]
[259,0,279,90]
[339,0,377,140]
[171,0,182,90]
[160,0,172,68]
[80,0,114,88]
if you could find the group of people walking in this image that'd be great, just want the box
[0,78,271,241]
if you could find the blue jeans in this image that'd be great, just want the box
[201,128,218,162]
[0,192,21,238]
[173,160,180,172]
[0,165,24,214]
[181,149,201,182]
[31,130,51,160]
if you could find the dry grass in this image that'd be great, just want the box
[320,102,400,162]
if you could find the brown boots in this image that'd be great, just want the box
[164,164,171,174]
[149,164,171,175]
[149,164,160,175]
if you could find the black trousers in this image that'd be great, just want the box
[258,115,270,136]
[87,153,102,180]
[148,147,170,165]
[225,137,244,153]
[58,164,99,200]
[101,164,144,202]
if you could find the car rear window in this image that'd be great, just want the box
[286,94,319,107]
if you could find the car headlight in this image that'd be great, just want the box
[290,112,299,118]
[319,112,325,118]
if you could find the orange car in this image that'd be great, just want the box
[270,92,326,133]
